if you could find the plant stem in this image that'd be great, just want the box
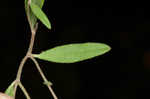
[14,20,37,98]
[30,56,58,99]
[15,32,35,82]
[18,83,31,99]
[13,0,58,98]
[13,56,28,99]
[16,32,35,79]
[27,31,36,53]
[14,30,36,99]
[14,30,58,99]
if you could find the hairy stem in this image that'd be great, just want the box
[30,56,58,99]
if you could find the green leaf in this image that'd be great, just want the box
[32,0,45,8]
[25,0,45,9]
[24,0,45,29]
[33,42,111,63]
[5,81,15,97]
[30,2,51,29]
[43,81,53,86]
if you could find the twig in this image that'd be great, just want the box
[30,56,58,99]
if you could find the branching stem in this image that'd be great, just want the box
[12,0,58,98]
[13,24,58,99]
[18,83,31,99]
[30,56,58,99]
[14,28,36,99]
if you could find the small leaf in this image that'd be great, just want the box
[30,2,51,29]
[32,0,45,8]
[33,42,111,63]
[43,81,53,86]
[5,81,15,97]
[24,0,45,29]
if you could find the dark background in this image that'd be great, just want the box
[1,1,150,99]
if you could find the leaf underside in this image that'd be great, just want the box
[33,42,111,63]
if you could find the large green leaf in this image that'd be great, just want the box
[33,42,111,63]
[5,81,15,97]
[24,0,45,29]
[30,2,51,29]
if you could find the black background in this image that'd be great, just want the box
[1,1,150,99]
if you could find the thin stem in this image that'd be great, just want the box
[26,2,32,31]
[27,31,36,53]
[30,56,47,82]
[13,0,58,98]
[14,26,37,98]
[16,31,36,80]
[16,32,36,81]
[46,85,58,99]
[30,56,58,99]
[14,56,28,99]
[15,56,28,82]
[18,82,31,99]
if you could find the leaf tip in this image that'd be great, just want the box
[107,44,111,51]
[47,23,52,30]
